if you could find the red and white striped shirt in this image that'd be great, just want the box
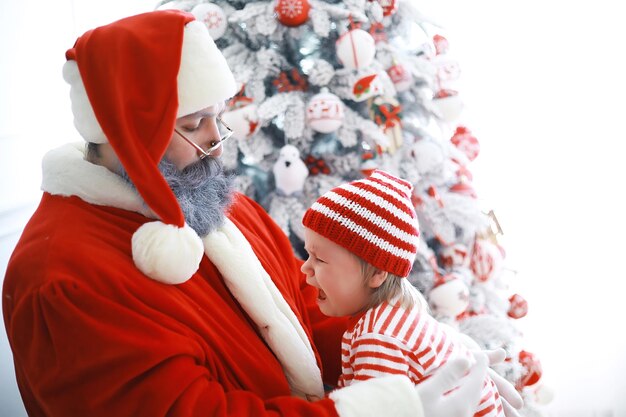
[338,301,504,417]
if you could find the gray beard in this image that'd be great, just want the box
[121,157,234,237]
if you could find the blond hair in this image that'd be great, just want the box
[358,256,427,311]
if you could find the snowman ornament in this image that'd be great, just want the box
[273,145,309,196]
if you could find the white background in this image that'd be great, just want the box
[420,1,626,416]
[1,1,625,416]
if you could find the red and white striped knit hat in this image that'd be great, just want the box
[302,170,420,277]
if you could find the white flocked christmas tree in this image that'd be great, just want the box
[158,0,551,414]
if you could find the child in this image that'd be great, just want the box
[301,170,504,417]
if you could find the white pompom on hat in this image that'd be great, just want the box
[63,10,237,284]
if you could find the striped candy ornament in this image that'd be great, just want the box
[302,170,419,277]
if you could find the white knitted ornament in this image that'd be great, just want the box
[191,3,228,40]
[306,89,345,133]
[273,145,309,195]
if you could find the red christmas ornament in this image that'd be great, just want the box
[368,22,387,43]
[449,181,477,199]
[360,160,377,177]
[273,68,308,92]
[353,74,382,102]
[434,88,457,99]
[305,155,330,175]
[439,243,469,269]
[508,294,529,319]
[433,34,449,55]
[427,185,444,208]
[518,350,543,388]
[374,0,398,16]
[387,63,413,92]
[451,126,481,161]
[450,157,473,181]
[456,307,486,321]
[227,84,254,109]
[470,239,504,282]
[275,0,310,27]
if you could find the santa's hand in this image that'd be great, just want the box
[415,351,488,417]
[484,349,523,417]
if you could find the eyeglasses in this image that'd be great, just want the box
[174,117,234,159]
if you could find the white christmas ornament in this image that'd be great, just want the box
[221,104,259,140]
[432,55,462,90]
[306,89,344,133]
[387,63,413,92]
[531,383,555,405]
[410,138,445,176]
[352,73,383,102]
[336,29,376,70]
[273,145,309,195]
[191,3,228,40]
[429,274,470,317]
[370,96,403,154]
[432,92,464,123]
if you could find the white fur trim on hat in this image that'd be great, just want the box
[62,61,108,144]
[132,221,204,284]
[63,20,237,144]
[329,375,424,417]
[177,20,237,117]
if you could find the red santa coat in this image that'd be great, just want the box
[3,144,425,417]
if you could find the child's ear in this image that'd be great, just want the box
[368,270,388,289]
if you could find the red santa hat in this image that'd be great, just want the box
[62,10,237,284]
[302,170,420,277]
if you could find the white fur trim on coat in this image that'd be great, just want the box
[41,143,322,391]
[132,221,204,284]
[202,219,324,400]
[42,143,204,285]
[329,375,424,417]
[41,143,151,216]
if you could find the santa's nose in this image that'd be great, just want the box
[285,161,291,167]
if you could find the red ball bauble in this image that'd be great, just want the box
[275,0,310,27]
[518,350,543,388]
[508,294,529,319]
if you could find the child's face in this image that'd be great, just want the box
[301,228,373,317]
